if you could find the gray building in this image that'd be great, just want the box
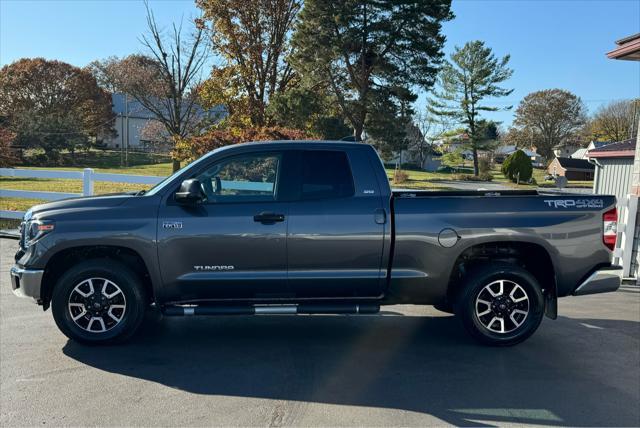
[588,139,638,279]
[102,93,225,152]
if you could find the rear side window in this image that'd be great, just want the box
[300,150,355,200]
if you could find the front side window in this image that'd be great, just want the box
[195,153,281,203]
[300,150,355,200]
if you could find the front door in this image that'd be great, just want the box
[157,151,290,303]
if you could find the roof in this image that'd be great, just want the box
[607,33,640,61]
[495,145,540,158]
[571,148,588,159]
[553,142,580,149]
[587,138,636,158]
[554,157,595,171]
[591,141,611,149]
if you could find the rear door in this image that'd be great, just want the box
[286,148,386,298]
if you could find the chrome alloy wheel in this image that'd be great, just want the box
[475,279,529,334]
[67,278,126,333]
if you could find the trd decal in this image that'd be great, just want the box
[544,199,604,209]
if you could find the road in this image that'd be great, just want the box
[1,240,638,427]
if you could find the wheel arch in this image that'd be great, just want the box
[41,245,155,310]
[446,240,557,319]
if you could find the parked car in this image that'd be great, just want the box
[11,141,622,346]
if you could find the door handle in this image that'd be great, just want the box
[374,208,386,225]
[254,212,285,224]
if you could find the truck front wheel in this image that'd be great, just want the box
[51,259,147,345]
[454,263,544,346]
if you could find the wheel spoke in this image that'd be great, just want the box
[71,308,87,321]
[107,307,123,322]
[477,308,491,316]
[510,285,528,303]
[88,317,107,332]
[488,280,504,297]
[488,316,505,333]
[102,280,123,299]
[510,309,528,328]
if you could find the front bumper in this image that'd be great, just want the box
[10,265,44,303]
[573,266,622,296]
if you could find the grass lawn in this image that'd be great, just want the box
[1,150,173,218]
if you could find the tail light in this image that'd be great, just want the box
[602,208,617,251]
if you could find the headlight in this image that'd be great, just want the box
[23,219,55,248]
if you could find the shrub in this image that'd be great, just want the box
[502,150,533,183]
[479,171,494,181]
[478,157,492,174]
[455,173,493,182]
[393,169,409,184]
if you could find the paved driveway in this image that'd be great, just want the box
[1,240,638,427]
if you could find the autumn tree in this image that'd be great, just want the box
[588,98,639,142]
[511,89,587,161]
[0,123,17,167]
[429,40,513,175]
[196,0,301,126]
[292,0,453,142]
[174,126,312,162]
[87,55,165,97]
[0,58,114,161]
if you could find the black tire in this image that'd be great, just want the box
[51,259,147,345]
[454,262,544,346]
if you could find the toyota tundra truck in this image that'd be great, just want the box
[10,141,622,346]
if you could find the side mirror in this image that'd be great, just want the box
[175,179,204,204]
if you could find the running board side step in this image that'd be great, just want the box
[162,303,380,316]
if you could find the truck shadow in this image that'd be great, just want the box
[62,313,639,427]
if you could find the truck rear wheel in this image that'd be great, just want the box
[454,263,544,346]
[51,259,147,345]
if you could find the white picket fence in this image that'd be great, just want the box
[0,168,164,219]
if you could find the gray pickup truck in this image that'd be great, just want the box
[10,141,622,346]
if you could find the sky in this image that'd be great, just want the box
[1,0,639,127]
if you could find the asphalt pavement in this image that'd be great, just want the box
[1,240,638,427]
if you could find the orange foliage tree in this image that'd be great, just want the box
[174,126,314,162]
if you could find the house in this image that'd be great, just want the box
[103,94,158,151]
[102,93,225,152]
[553,142,581,158]
[571,141,611,160]
[494,145,543,167]
[547,157,595,180]
[390,148,442,172]
[588,139,636,205]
